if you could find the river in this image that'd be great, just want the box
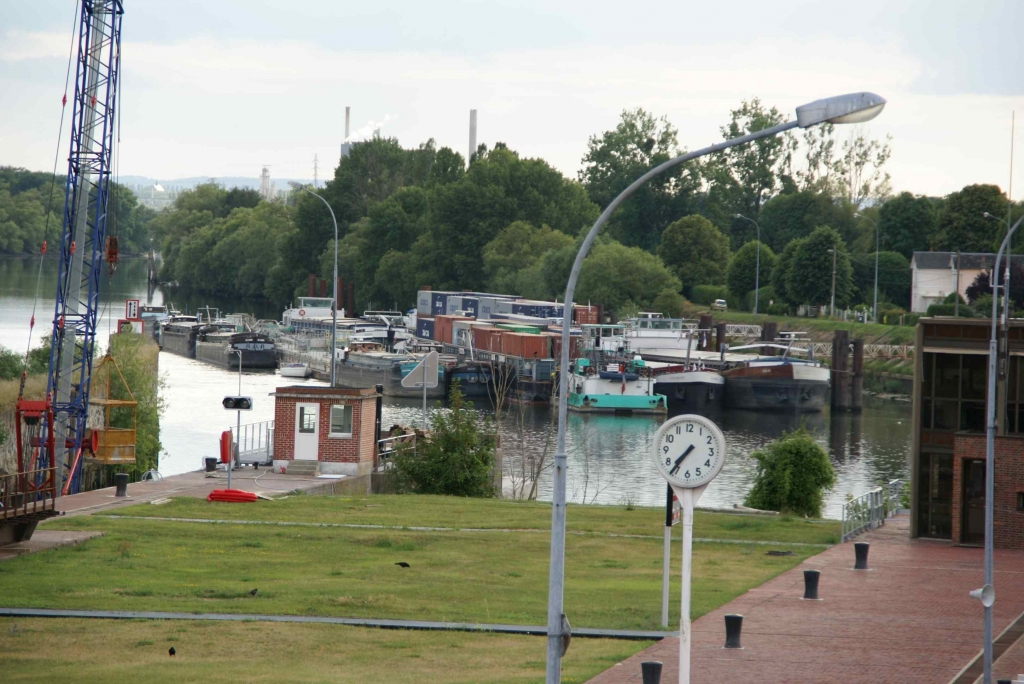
[0,255,912,517]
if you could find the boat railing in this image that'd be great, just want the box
[232,420,274,465]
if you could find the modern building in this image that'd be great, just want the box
[911,318,1024,549]
[910,252,1024,313]
[271,385,380,478]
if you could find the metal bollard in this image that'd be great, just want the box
[114,473,129,497]
[854,541,870,570]
[641,661,663,684]
[724,614,743,649]
[204,457,217,473]
[803,569,820,600]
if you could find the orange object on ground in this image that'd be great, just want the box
[206,489,258,503]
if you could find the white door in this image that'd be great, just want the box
[294,403,319,460]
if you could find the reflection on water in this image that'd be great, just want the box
[0,255,913,518]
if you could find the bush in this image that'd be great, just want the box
[744,286,775,313]
[766,302,790,316]
[392,382,496,497]
[743,429,836,518]
[691,285,729,306]
[925,303,973,317]
[0,346,23,381]
[652,288,687,318]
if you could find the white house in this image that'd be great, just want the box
[910,252,1024,313]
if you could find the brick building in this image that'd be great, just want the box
[912,318,1024,549]
[271,386,380,477]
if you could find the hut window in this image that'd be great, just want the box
[330,404,353,436]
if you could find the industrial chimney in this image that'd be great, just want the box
[469,109,478,163]
[340,106,351,158]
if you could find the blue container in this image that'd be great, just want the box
[416,317,435,339]
[461,297,479,317]
[431,292,448,316]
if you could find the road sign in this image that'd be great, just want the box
[652,414,727,684]
[401,351,439,389]
[222,396,253,410]
[125,299,139,319]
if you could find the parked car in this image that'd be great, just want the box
[711,299,728,311]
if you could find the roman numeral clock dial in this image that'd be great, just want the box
[653,414,726,489]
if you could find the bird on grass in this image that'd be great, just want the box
[395,562,410,568]
[248,588,258,596]
[168,647,176,657]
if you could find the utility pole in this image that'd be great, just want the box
[828,248,837,317]
[955,251,961,316]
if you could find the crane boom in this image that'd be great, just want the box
[33,0,124,495]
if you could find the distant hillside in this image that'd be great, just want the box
[118,175,313,192]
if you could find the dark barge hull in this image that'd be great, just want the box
[724,377,828,411]
[448,364,494,399]
[655,378,724,413]
[195,342,278,369]
[160,330,196,358]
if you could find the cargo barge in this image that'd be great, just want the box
[195,328,278,369]
[334,344,446,398]
[722,358,829,412]
[159,317,200,358]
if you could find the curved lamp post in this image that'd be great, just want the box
[544,92,887,682]
[734,214,761,315]
[288,181,339,388]
[854,213,880,323]
[983,214,1024,684]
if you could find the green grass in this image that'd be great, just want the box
[0,617,643,684]
[105,494,839,545]
[698,309,915,345]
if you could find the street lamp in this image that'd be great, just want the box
[288,181,339,387]
[985,212,1013,316]
[734,214,762,315]
[983,214,1024,684]
[827,248,837,317]
[545,91,886,683]
[854,213,881,323]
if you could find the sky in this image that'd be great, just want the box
[1,0,1022,199]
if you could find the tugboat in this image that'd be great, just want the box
[566,357,667,415]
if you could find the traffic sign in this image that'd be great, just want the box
[125,299,139,319]
[401,351,439,389]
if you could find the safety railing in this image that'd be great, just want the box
[0,467,57,521]
[376,433,416,471]
[810,343,914,359]
[841,487,893,542]
[232,420,275,465]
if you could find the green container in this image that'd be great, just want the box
[494,324,541,334]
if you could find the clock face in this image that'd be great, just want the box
[653,414,726,489]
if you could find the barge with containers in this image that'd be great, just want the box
[158,316,201,358]
[334,343,446,398]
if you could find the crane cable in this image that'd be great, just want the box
[19,0,81,401]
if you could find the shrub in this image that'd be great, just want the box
[766,302,790,316]
[744,286,775,313]
[925,303,973,317]
[652,288,687,318]
[743,429,836,518]
[691,285,729,306]
[392,382,496,497]
[0,346,23,381]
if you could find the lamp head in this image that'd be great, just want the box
[854,213,862,218]
[983,212,995,219]
[287,181,304,190]
[796,92,886,128]
[734,214,743,219]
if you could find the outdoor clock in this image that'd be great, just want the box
[653,414,726,489]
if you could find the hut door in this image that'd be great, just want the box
[295,403,319,460]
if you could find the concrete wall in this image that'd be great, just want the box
[953,433,1024,550]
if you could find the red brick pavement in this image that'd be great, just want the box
[587,516,1024,684]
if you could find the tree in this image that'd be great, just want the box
[795,123,892,205]
[757,190,856,252]
[656,215,730,296]
[874,192,939,259]
[652,288,686,318]
[787,226,854,308]
[482,221,573,295]
[966,264,1024,309]
[727,241,776,304]
[575,240,681,315]
[933,184,1007,252]
[579,108,699,251]
[392,382,495,497]
[851,251,911,309]
[743,429,836,518]
[771,238,803,307]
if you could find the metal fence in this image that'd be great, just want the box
[811,343,914,359]
[376,434,416,472]
[0,467,57,521]
[232,420,275,466]
[840,479,903,542]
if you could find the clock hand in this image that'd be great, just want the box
[669,444,695,475]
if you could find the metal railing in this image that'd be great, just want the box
[811,342,914,359]
[376,433,416,471]
[1,467,57,521]
[840,480,902,542]
[232,420,275,465]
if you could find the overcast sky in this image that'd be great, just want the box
[1,0,1022,198]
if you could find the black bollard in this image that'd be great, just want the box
[114,472,129,497]
[640,661,663,684]
[803,569,821,599]
[854,541,870,570]
[724,614,743,649]
[204,457,217,473]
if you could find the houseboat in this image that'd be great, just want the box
[566,358,667,415]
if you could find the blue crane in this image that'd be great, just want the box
[15,0,124,497]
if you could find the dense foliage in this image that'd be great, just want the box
[392,383,495,497]
[744,429,836,518]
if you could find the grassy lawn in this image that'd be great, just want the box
[696,308,916,345]
[104,494,840,545]
[0,617,643,684]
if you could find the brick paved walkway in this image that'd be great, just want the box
[587,516,1024,684]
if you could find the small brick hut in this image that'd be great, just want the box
[271,386,379,476]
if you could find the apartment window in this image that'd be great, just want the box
[329,404,352,437]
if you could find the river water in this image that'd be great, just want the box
[0,256,912,517]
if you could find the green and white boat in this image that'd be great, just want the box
[566,358,667,415]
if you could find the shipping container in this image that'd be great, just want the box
[546,331,582,361]
[497,313,551,327]
[431,292,450,316]
[460,297,479,317]
[501,332,551,359]
[472,326,502,352]
[417,290,433,316]
[572,305,599,325]
[433,314,473,344]
[495,323,542,334]
[416,317,435,340]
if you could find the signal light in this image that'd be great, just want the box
[222,396,253,410]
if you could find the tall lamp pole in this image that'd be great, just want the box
[855,213,881,322]
[983,214,1024,684]
[289,182,339,387]
[734,214,762,315]
[827,248,837,317]
[544,92,887,683]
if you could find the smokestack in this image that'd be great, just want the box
[340,106,351,158]
[469,109,478,163]
[373,128,381,139]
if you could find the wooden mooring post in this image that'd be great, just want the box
[851,338,864,411]
[715,322,727,352]
[831,329,850,410]
[760,321,778,356]
[698,315,713,351]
